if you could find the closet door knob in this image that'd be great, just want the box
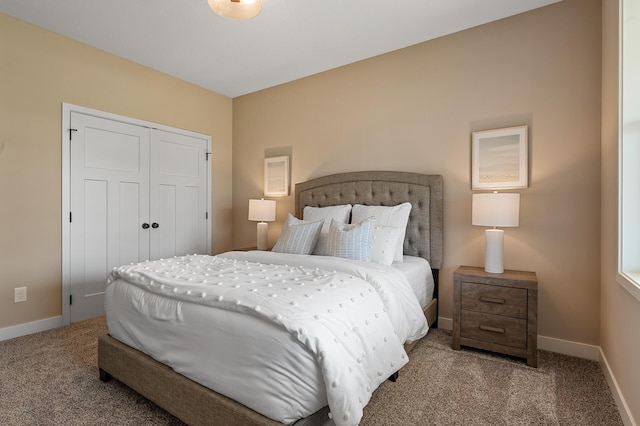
[151,222,159,229]
[142,223,150,229]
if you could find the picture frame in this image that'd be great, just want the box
[471,125,528,190]
[264,155,289,197]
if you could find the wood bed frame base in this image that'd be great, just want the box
[98,298,437,426]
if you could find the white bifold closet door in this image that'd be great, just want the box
[69,112,208,322]
[149,130,208,260]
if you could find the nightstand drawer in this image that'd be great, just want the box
[453,266,538,366]
[461,282,527,319]
[460,310,527,349]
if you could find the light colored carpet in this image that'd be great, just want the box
[0,317,623,425]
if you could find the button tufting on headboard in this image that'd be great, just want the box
[294,171,443,269]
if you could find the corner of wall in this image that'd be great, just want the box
[600,347,637,426]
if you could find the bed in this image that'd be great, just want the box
[98,171,443,426]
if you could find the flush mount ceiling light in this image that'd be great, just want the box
[208,0,262,20]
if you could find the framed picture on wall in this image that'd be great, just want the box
[264,156,290,197]
[472,125,528,190]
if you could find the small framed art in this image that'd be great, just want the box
[471,125,528,190]
[264,155,289,197]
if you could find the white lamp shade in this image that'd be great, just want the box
[248,199,276,222]
[472,193,520,228]
[208,0,262,20]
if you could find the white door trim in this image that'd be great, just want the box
[61,103,212,326]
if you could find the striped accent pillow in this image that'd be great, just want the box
[326,217,374,261]
[303,205,352,256]
[272,214,324,255]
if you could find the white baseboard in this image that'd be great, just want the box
[600,348,637,426]
[537,334,600,361]
[437,316,453,330]
[0,316,62,342]
[437,317,600,360]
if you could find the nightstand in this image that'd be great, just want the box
[452,265,538,367]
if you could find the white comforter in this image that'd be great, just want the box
[107,251,428,426]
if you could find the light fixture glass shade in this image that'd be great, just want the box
[248,198,276,222]
[472,193,520,227]
[208,0,262,20]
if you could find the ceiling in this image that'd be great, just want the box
[0,0,561,98]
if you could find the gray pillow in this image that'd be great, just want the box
[272,214,324,255]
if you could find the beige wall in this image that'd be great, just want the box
[0,13,233,329]
[601,0,640,422]
[233,0,603,343]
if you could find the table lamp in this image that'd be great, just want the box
[472,192,520,273]
[248,198,276,250]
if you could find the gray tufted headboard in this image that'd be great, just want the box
[294,171,443,270]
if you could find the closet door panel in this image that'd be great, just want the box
[184,186,201,255]
[69,112,150,322]
[149,130,208,260]
[119,182,145,264]
[83,180,108,296]
[157,184,178,259]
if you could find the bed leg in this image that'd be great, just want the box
[388,372,398,382]
[99,368,112,382]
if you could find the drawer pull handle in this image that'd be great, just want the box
[480,296,505,304]
[479,325,505,334]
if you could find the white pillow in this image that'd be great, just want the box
[351,202,412,262]
[303,205,352,255]
[326,217,374,261]
[371,226,405,265]
[272,214,324,255]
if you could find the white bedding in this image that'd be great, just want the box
[105,251,429,426]
[393,255,435,308]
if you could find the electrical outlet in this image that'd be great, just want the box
[14,287,27,303]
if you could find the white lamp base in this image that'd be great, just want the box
[484,229,504,273]
[256,221,268,250]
